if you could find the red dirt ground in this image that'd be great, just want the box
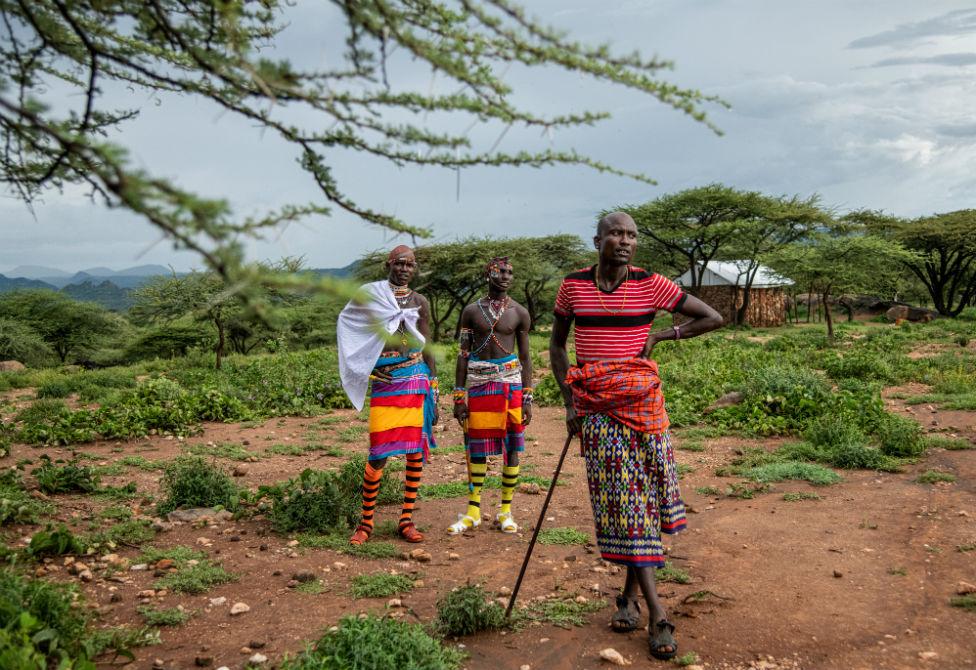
[3,394,975,670]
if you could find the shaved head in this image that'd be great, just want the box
[597,211,635,237]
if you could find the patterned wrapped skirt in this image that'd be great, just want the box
[580,413,686,567]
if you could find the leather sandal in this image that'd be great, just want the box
[648,619,677,660]
[349,525,372,546]
[610,594,641,632]
[397,521,425,543]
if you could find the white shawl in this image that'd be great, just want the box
[337,280,425,410]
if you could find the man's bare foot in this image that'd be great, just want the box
[610,594,641,632]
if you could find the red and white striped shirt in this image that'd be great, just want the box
[554,265,685,364]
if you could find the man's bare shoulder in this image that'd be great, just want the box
[410,291,431,308]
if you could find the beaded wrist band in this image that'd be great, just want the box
[452,387,467,404]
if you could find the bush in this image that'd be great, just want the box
[435,585,505,637]
[280,615,464,670]
[262,468,359,534]
[153,560,236,594]
[32,456,100,494]
[0,471,52,525]
[337,454,403,506]
[27,525,86,557]
[156,456,240,515]
[803,415,866,452]
[874,413,925,458]
[350,572,414,599]
[741,461,841,486]
[533,373,564,407]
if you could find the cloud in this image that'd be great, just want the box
[870,52,976,68]
[848,9,976,50]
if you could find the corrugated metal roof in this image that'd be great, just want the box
[676,260,793,288]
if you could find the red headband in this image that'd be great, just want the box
[387,245,414,262]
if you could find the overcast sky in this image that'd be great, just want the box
[2,1,975,274]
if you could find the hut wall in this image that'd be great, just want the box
[674,286,787,328]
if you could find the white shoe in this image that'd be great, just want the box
[495,512,519,533]
[447,514,480,535]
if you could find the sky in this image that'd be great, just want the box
[2,1,975,274]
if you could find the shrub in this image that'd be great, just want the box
[742,462,841,486]
[435,585,505,637]
[137,606,190,626]
[350,572,414,599]
[0,471,52,525]
[523,596,607,628]
[32,456,100,494]
[537,527,590,545]
[262,468,359,534]
[153,560,236,594]
[803,415,866,452]
[280,615,464,670]
[27,525,86,557]
[156,456,240,515]
[874,413,925,458]
[916,470,955,484]
[533,373,564,407]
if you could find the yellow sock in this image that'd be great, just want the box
[500,463,519,516]
[465,459,487,521]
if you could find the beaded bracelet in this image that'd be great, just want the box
[452,387,467,404]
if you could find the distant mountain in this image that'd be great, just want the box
[79,266,115,277]
[118,264,173,277]
[61,280,133,311]
[0,274,58,292]
[8,265,69,280]
[311,261,359,278]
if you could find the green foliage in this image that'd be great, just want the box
[0,318,53,367]
[695,486,721,496]
[0,571,94,668]
[350,572,415,599]
[435,585,505,637]
[297,534,398,559]
[924,435,973,450]
[537,527,590,545]
[261,469,359,535]
[138,606,190,627]
[874,413,925,458]
[915,470,956,484]
[280,615,464,670]
[950,595,976,612]
[0,471,52,525]
[156,456,240,515]
[87,519,156,550]
[742,462,841,486]
[138,545,206,567]
[524,597,607,629]
[153,560,236,594]
[656,562,691,584]
[0,292,115,364]
[32,456,100,494]
[27,525,85,557]
[783,492,821,502]
[674,652,701,667]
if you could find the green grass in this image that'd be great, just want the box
[783,492,821,502]
[350,572,415,599]
[263,443,308,456]
[138,605,191,626]
[923,435,973,450]
[87,519,156,549]
[156,456,240,515]
[695,486,721,496]
[153,560,236,594]
[419,482,469,499]
[957,542,976,553]
[677,441,706,452]
[435,585,505,637]
[337,426,368,443]
[436,444,467,454]
[537,527,589,545]
[673,651,700,667]
[279,615,464,670]
[725,482,771,499]
[118,455,166,471]
[138,545,206,566]
[297,533,399,559]
[887,567,907,576]
[295,579,326,595]
[950,595,976,612]
[743,462,841,486]
[524,597,607,629]
[676,463,695,478]
[915,470,956,484]
[184,441,253,461]
[656,562,691,584]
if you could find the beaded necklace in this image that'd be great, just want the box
[389,281,413,307]
[594,265,629,315]
[470,295,512,356]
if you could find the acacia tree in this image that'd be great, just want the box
[0,1,720,296]
[358,235,589,340]
[617,184,770,294]
[850,209,976,317]
[722,194,829,326]
[0,290,114,362]
[769,234,911,339]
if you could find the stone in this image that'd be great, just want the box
[232,465,248,477]
[156,559,176,571]
[152,659,165,669]
[0,360,26,372]
[166,508,233,523]
[249,641,266,649]
[34,566,47,577]
[448,552,460,561]
[408,548,432,563]
[918,651,938,661]
[703,390,745,414]
[832,570,843,578]
[68,561,88,575]
[600,647,630,665]
[194,656,213,667]
[957,581,976,595]
[574,595,588,604]
[229,602,250,616]
[518,482,542,495]
[387,598,403,608]
[78,569,94,582]
[209,597,227,606]
[110,593,123,603]
[130,563,148,571]
[498,586,512,596]
[293,570,316,583]
[249,653,268,664]
[138,590,156,598]
[287,539,300,547]
[413,580,425,588]
[520,666,531,670]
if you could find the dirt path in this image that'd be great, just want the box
[4,397,975,669]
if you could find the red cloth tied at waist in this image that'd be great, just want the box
[565,358,670,434]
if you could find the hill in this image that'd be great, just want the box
[0,275,58,292]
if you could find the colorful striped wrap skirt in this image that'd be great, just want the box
[465,354,525,462]
[368,354,437,461]
[580,413,685,567]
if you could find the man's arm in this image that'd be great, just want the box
[416,295,439,424]
[549,313,580,435]
[640,294,724,359]
[515,306,533,426]
[453,306,473,426]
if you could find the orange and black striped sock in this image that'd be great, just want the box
[399,452,424,528]
[359,461,383,534]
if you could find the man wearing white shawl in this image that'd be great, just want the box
[337,245,438,545]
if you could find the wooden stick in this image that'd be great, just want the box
[505,432,576,619]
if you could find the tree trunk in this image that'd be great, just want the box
[214,317,225,370]
[823,289,834,339]
[806,286,813,323]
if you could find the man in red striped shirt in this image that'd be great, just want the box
[549,211,723,660]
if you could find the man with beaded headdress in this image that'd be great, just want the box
[337,245,438,545]
[449,256,533,535]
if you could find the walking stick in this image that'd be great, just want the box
[505,431,576,619]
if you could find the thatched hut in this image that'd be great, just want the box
[675,261,792,327]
